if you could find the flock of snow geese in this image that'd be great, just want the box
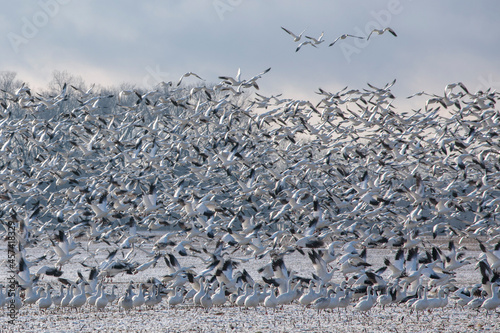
[281,26,398,51]
[1,64,500,321]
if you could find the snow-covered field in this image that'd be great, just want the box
[1,234,498,333]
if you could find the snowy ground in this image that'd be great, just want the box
[1,234,498,333]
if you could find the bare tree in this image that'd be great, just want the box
[48,70,86,94]
[0,71,23,98]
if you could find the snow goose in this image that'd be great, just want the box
[235,283,252,307]
[193,279,206,306]
[281,26,306,42]
[276,280,300,305]
[263,285,278,312]
[69,282,87,312]
[412,286,430,321]
[308,250,336,282]
[295,40,317,52]
[95,285,108,311]
[51,230,80,269]
[367,27,397,40]
[24,285,41,306]
[244,283,261,309]
[61,285,74,309]
[466,291,486,310]
[177,72,204,87]
[86,283,101,307]
[132,283,145,308]
[329,34,364,46]
[37,286,53,311]
[312,289,334,313]
[299,282,320,306]
[200,285,213,311]
[118,287,134,312]
[106,285,118,305]
[212,283,227,307]
[305,31,325,45]
[354,286,376,313]
[168,287,184,307]
[482,283,500,316]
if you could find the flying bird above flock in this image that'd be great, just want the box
[283,26,397,52]
[281,26,307,42]
[328,34,364,47]
[367,27,398,40]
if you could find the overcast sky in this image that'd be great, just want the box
[2,0,499,108]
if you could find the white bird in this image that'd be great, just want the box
[168,287,184,307]
[118,287,134,312]
[244,283,261,309]
[61,285,74,308]
[305,31,325,45]
[96,285,108,310]
[69,282,87,312]
[177,72,204,87]
[312,289,334,313]
[295,40,317,52]
[132,283,145,308]
[281,26,306,42]
[367,27,397,40]
[354,286,376,313]
[329,34,364,46]
[212,284,227,307]
[36,286,53,311]
[263,285,278,311]
[482,283,500,316]
[200,285,213,311]
[412,286,430,321]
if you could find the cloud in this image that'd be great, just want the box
[1,0,498,100]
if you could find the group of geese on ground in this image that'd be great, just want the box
[0,63,499,321]
[4,235,500,320]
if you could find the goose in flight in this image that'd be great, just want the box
[367,27,397,40]
[281,26,306,42]
[329,34,364,46]
[305,31,325,45]
[177,72,204,87]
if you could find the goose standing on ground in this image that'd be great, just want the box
[212,283,227,307]
[96,285,108,311]
[106,285,118,305]
[168,286,184,307]
[24,285,41,306]
[312,289,334,313]
[132,283,145,309]
[61,285,74,309]
[244,283,261,309]
[118,287,134,312]
[200,285,213,311]
[412,286,430,321]
[87,283,101,307]
[69,282,87,312]
[37,286,53,312]
[354,286,376,313]
[482,283,500,316]
[263,285,278,313]
[51,285,65,308]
